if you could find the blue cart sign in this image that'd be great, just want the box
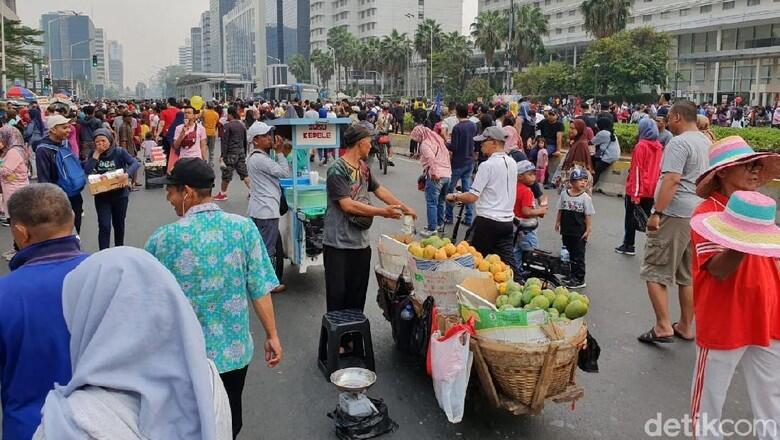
[266,118,352,150]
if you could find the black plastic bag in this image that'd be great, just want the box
[328,397,398,440]
[578,330,601,373]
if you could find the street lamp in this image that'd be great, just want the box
[326,44,337,93]
[404,12,415,98]
[45,12,78,92]
[593,63,600,97]
[69,39,93,92]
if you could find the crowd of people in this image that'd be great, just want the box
[0,91,778,439]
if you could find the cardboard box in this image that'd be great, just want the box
[88,173,129,195]
[407,254,479,314]
[377,234,412,276]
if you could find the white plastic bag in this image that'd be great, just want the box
[430,329,473,423]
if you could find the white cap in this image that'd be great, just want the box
[46,114,71,130]
[247,121,273,140]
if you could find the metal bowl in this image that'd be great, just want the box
[330,368,377,393]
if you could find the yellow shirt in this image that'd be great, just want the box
[140,123,150,139]
[202,109,219,137]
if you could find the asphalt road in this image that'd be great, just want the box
[0,142,756,440]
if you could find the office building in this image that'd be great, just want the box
[309,0,464,52]
[108,40,123,90]
[94,28,108,95]
[478,0,780,104]
[191,27,203,73]
[2,0,18,20]
[40,11,95,83]
[179,38,193,73]
[223,0,268,87]
[266,0,310,63]
[201,11,212,72]
[209,0,238,73]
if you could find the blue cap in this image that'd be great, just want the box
[569,168,589,181]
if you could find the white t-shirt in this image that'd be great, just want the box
[442,115,458,136]
[304,109,319,119]
[469,152,518,222]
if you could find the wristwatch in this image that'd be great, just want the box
[650,208,663,217]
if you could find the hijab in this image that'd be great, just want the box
[284,104,299,119]
[697,114,716,143]
[0,124,25,150]
[638,117,659,141]
[563,119,592,170]
[29,107,45,135]
[36,247,221,440]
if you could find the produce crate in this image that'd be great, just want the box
[88,173,129,195]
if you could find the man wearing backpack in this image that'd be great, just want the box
[36,114,87,234]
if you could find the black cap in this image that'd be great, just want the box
[148,158,215,189]
[343,125,372,147]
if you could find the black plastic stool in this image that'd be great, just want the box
[318,309,375,378]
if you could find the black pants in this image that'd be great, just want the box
[252,217,282,281]
[470,216,517,273]
[68,194,83,234]
[409,139,418,156]
[323,245,371,312]
[622,196,653,248]
[562,234,587,282]
[591,157,612,186]
[220,365,249,439]
[95,194,129,250]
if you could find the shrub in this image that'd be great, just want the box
[613,123,780,154]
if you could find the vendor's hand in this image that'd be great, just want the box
[647,213,661,232]
[381,205,404,219]
[446,193,458,203]
[554,222,560,233]
[264,336,282,368]
[402,206,418,220]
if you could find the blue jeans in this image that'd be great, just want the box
[513,229,538,267]
[445,163,474,223]
[425,177,450,231]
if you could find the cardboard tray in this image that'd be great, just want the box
[88,173,129,195]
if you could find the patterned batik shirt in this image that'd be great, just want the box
[145,203,279,373]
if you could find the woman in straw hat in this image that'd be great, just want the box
[687,135,780,437]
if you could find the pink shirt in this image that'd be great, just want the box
[419,138,451,179]
[173,123,206,159]
[504,125,521,151]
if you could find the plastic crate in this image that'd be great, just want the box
[285,186,326,211]
[280,176,311,189]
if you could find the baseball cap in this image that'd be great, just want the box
[474,126,508,142]
[247,121,273,140]
[517,160,536,175]
[569,168,589,181]
[46,114,71,130]
[148,158,215,189]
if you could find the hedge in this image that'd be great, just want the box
[614,123,780,154]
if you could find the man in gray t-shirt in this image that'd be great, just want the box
[638,101,712,345]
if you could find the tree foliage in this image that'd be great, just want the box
[577,27,670,96]
[432,32,474,99]
[414,19,445,63]
[288,53,310,83]
[462,78,494,103]
[3,19,44,86]
[310,49,334,88]
[513,61,577,97]
[471,10,506,81]
[507,5,548,69]
[580,0,631,39]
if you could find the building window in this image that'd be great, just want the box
[569,9,576,15]
[567,26,575,33]
[679,8,689,16]
[642,14,652,22]
[661,11,670,19]
[627,16,635,23]
[555,28,562,35]
[556,12,563,18]
[722,1,735,9]
[533,2,540,7]
[700,4,712,12]
[544,14,550,20]
[747,0,759,5]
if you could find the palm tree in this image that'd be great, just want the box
[381,30,412,95]
[433,32,474,97]
[288,53,310,83]
[310,49,334,89]
[363,37,383,94]
[507,4,548,69]
[471,10,506,86]
[327,26,352,91]
[580,0,631,39]
[414,19,444,62]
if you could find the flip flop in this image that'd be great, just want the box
[637,328,675,344]
[672,322,695,341]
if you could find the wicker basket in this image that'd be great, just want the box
[475,321,587,408]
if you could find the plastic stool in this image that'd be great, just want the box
[318,309,376,378]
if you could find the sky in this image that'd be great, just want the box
[19,0,479,90]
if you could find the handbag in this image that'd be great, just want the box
[347,160,374,230]
[632,202,649,232]
[417,173,427,191]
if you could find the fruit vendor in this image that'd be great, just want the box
[688,136,780,437]
[447,126,519,277]
[323,125,416,312]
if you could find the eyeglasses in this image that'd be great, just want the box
[743,161,764,173]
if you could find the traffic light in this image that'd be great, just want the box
[44,78,51,87]
[92,55,98,67]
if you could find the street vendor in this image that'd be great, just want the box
[323,125,416,312]
[688,136,780,436]
[447,126,518,275]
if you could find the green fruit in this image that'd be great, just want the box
[525,277,542,288]
[569,292,583,304]
[496,295,510,307]
[564,300,588,319]
[521,290,533,306]
[554,286,569,297]
[553,294,569,314]
[523,304,537,311]
[547,308,560,319]
[441,237,451,245]
[542,289,556,304]
[525,285,542,298]
[498,304,514,311]
[530,295,550,310]
[420,237,434,247]
[579,294,590,305]
[507,282,523,295]
[509,292,524,308]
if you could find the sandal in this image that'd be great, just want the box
[672,322,695,341]
[637,328,675,344]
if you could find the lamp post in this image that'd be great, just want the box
[593,63,600,97]
[69,39,93,93]
[327,44,337,93]
[1,7,6,98]
[429,27,434,101]
[404,12,414,98]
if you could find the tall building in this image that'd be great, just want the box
[223,0,268,86]
[191,27,203,72]
[108,40,123,91]
[2,0,18,20]
[179,38,193,72]
[40,12,95,83]
[266,0,311,63]
[201,11,212,72]
[309,0,464,52]
[209,0,238,73]
[478,0,780,104]
[94,28,108,94]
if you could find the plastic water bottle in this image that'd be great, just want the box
[400,304,414,321]
[560,246,570,263]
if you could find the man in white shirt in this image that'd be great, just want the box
[447,126,519,275]
[441,102,459,141]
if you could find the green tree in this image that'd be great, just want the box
[310,49,334,89]
[288,53,310,83]
[512,61,576,97]
[462,78,494,103]
[580,0,631,39]
[471,10,506,87]
[381,30,412,95]
[507,5,548,69]
[327,26,353,91]
[3,19,44,87]
[577,27,671,97]
[156,65,187,98]
[414,19,445,62]
[432,32,474,100]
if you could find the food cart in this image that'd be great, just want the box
[266,118,352,273]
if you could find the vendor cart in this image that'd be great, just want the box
[267,118,352,274]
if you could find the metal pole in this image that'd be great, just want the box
[1,8,6,99]
[429,29,433,101]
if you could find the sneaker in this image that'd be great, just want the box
[419,228,437,238]
[565,279,587,289]
[614,244,636,256]
[461,220,473,227]
[2,249,15,261]
[213,193,229,202]
[387,160,395,167]
[543,183,556,190]
[0,217,9,227]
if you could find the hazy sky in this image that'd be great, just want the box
[19,0,478,89]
